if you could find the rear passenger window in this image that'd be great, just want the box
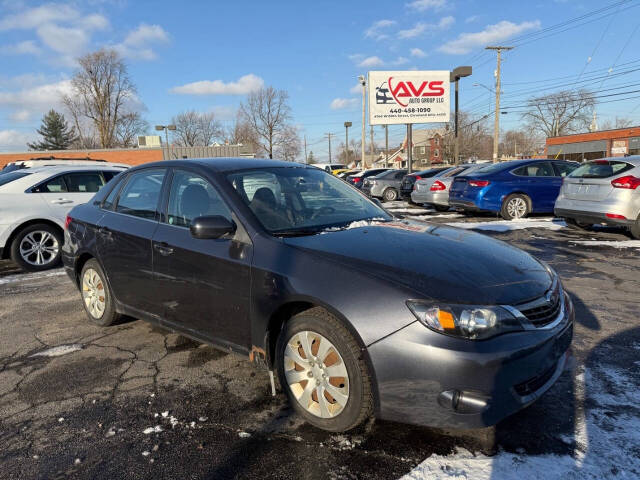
[166,170,232,227]
[102,177,124,210]
[115,169,166,220]
[33,175,67,193]
[512,162,554,177]
[63,172,105,193]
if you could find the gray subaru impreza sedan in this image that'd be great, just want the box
[62,158,573,432]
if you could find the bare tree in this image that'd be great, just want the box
[599,116,634,130]
[502,129,543,158]
[63,49,138,148]
[225,113,261,153]
[521,89,595,137]
[116,111,149,148]
[443,111,493,161]
[171,110,223,146]
[239,86,292,158]
[275,125,301,161]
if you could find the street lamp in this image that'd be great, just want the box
[155,124,176,160]
[450,66,472,165]
[358,75,366,169]
[344,121,352,165]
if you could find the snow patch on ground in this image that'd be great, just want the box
[413,213,465,220]
[570,240,640,249]
[0,268,66,286]
[402,365,640,479]
[446,218,567,232]
[387,208,434,214]
[31,344,83,357]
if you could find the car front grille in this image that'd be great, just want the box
[514,362,556,397]
[517,284,562,328]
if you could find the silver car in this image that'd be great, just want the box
[412,164,484,212]
[555,156,640,239]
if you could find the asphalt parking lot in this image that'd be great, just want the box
[1,204,639,479]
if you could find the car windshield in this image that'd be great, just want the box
[0,171,31,187]
[569,160,633,179]
[226,167,392,235]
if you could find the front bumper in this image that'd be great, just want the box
[368,293,574,429]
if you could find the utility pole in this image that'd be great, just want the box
[406,124,413,174]
[344,122,352,166]
[384,125,389,168]
[485,46,512,162]
[369,124,374,160]
[324,133,333,162]
[304,135,308,164]
[359,75,366,169]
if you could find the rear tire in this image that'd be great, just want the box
[10,223,62,272]
[383,188,398,202]
[630,215,640,239]
[276,307,373,432]
[501,194,530,220]
[565,218,591,231]
[434,205,449,212]
[80,259,120,327]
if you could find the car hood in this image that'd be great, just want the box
[283,220,552,306]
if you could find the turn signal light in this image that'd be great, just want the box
[430,180,446,191]
[611,175,640,189]
[468,180,490,187]
[64,215,72,230]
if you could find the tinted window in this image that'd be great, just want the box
[102,171,120,182]
[63,172,105,193]
[553,162,578,177]
[115,169,165,219]
[33,175,67,193]
[512,162,555,177]
[102,177,125,210]
[167,170,232,227]
[0,171,30,187]
[569,160,633,179]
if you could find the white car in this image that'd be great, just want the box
[1,157,128,174]
[0,164,127,271]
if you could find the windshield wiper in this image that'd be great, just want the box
[272,227,324,237]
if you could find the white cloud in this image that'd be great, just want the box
[114,23,170,61]
[465,15,481,24]
[398,16,454,39]
[0,79,73,122]
[0,129,37,150]
[0,4,79,31]
[10,109,32,122]
[439,20,541,54]
[330,98,359,110]
[410,47,427,58]
[358,56,384,67]
[392,56,409,65]
[406,0,447,11]
[171,74,264,95]
[0,40,41,55]
[37,24,88,56]
[364,19,396,40]
[210,105,237,121]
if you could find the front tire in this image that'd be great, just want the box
[501,194,530,220]
[276,307,373,432]
[80,259,120,327]
[383,188,398,202]
[10,223,62,272]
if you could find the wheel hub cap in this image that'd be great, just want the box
[82,268,106,319]
[508,198,526,218]
[19,231,59,266]
[284,331,349,418]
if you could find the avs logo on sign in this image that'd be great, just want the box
[376,78,446,107]
[368,70,450,125]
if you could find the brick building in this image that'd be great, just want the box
[0,144,256,169]
[546,126,640,162]
[373,128,448,168]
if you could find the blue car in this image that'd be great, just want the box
[449,159,579,220]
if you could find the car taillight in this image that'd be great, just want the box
[606,213,627,219]
[64,215,72,230]
[611,175,640,189]
[353,177,362,183]
[430,180,446,191]
[414,175,422,180]
[468,180,490,187]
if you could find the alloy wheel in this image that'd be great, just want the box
[19,230,59,266]
[507,197,527,219]
[82,268,106,319]
[283,331,349,418]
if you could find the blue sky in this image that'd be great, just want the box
[1,0,639,158]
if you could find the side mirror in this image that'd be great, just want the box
[190,216,236,239]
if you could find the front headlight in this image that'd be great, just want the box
[406,301,524,340]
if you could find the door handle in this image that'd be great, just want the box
[51,198,73,205]
[154,242,174,256]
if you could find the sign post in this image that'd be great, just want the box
[368,70,450,171]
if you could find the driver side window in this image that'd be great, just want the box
[166,170,232,228]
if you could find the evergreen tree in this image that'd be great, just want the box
[28,109,78,150]
[307,150,316,164]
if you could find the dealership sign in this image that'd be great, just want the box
[368,70,450,125]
